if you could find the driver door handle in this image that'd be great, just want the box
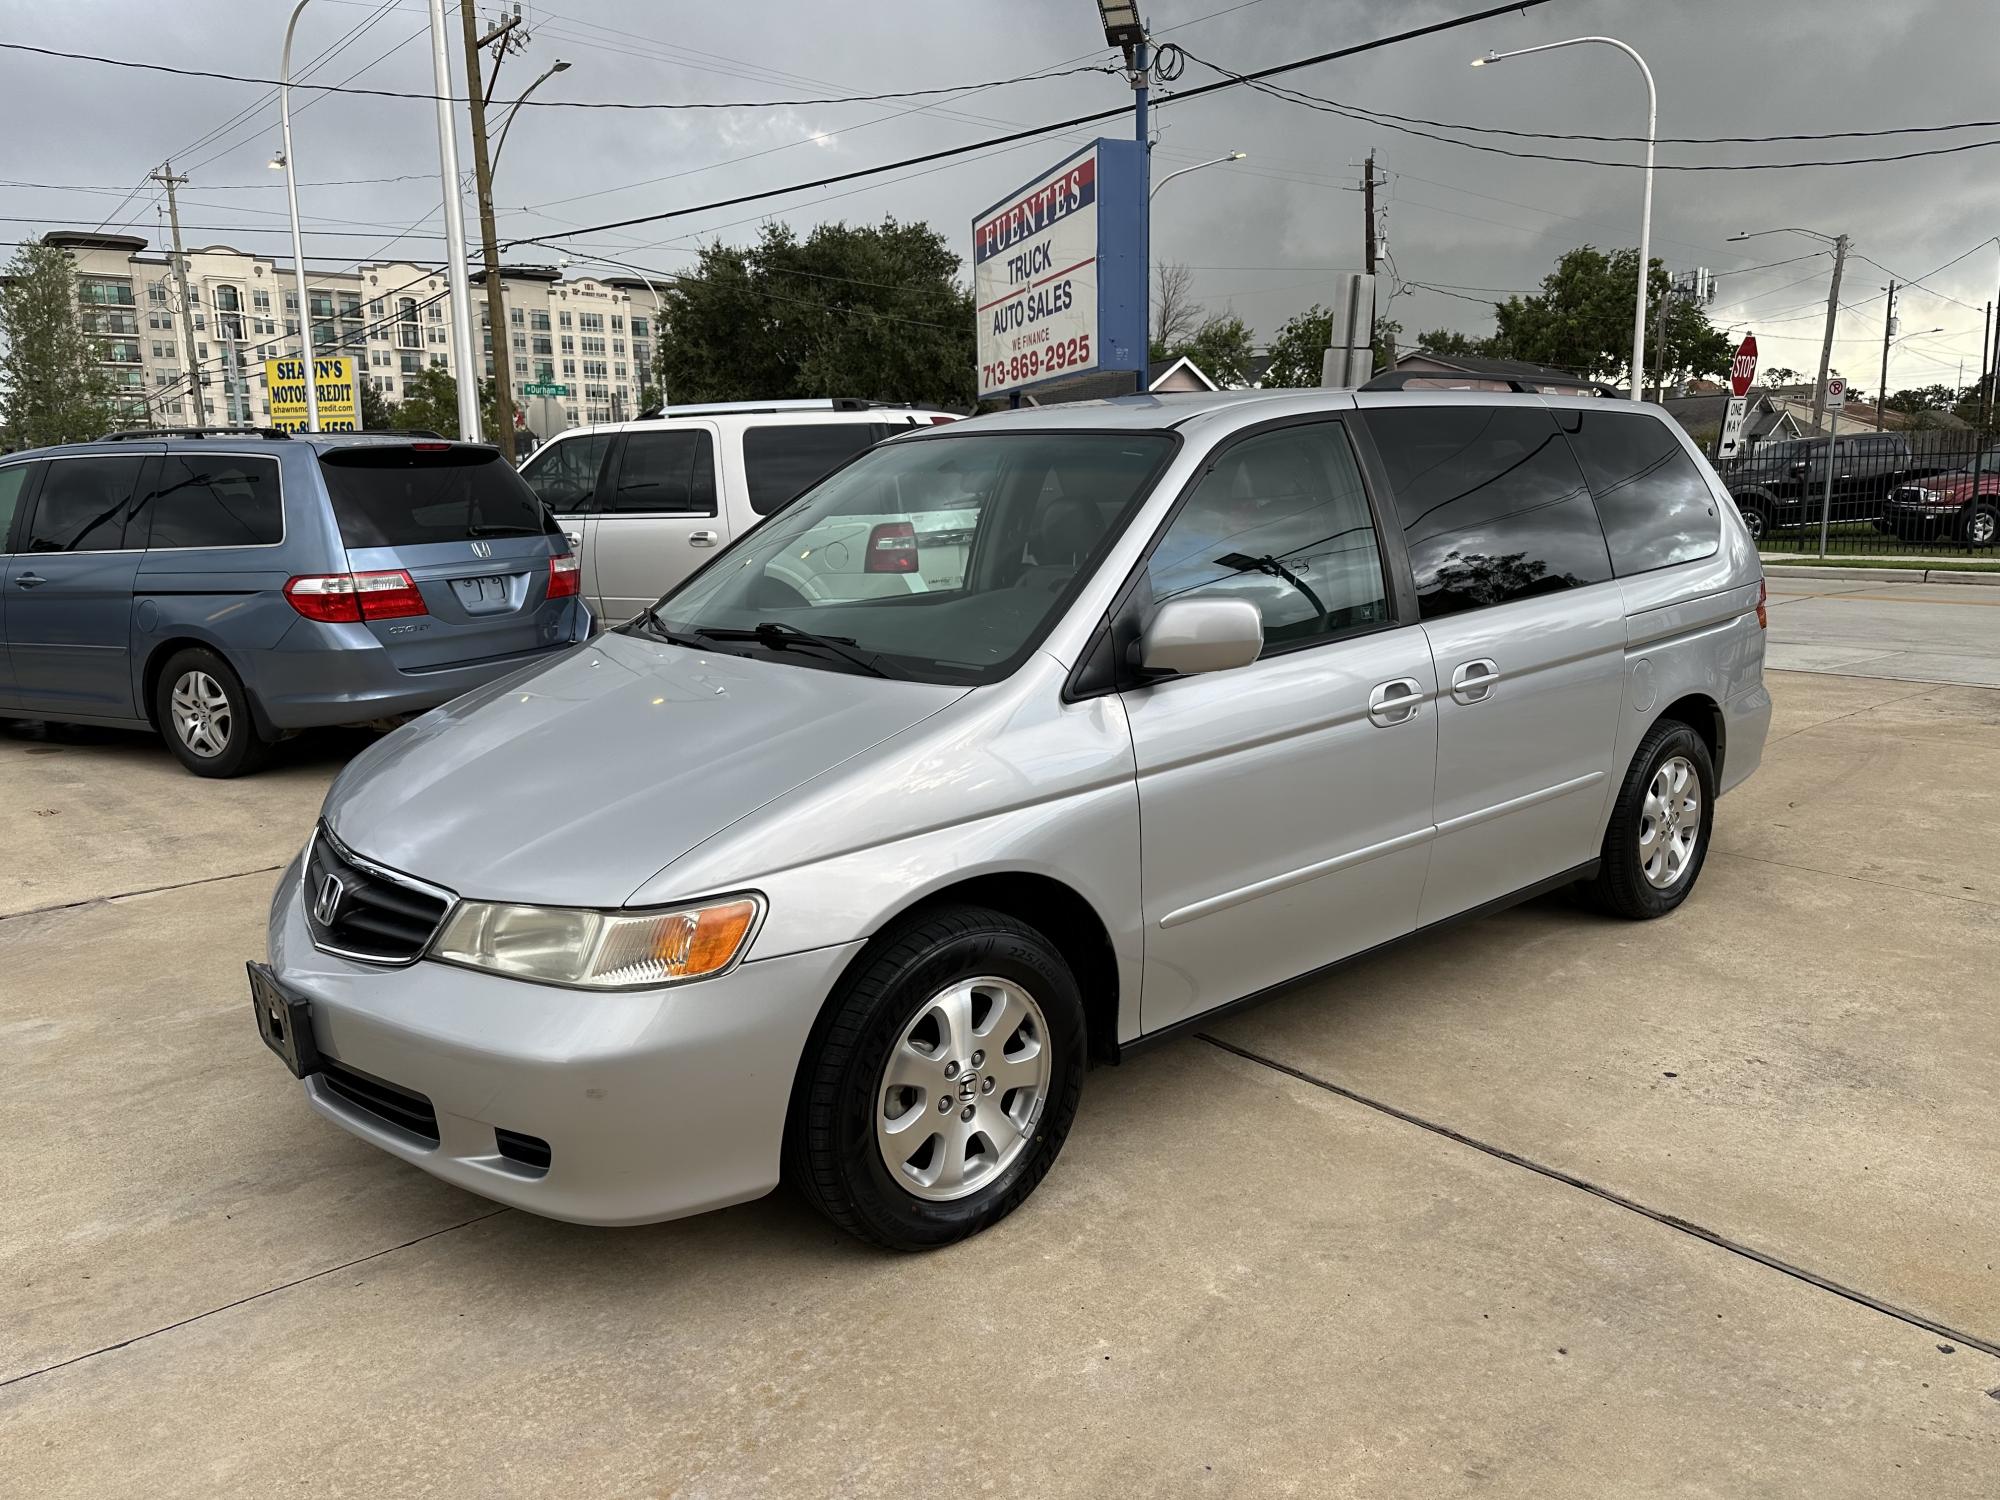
[688,530,719,548]
[13,572,47,589]
[1450,658,1501,704]
[1367,677,1423,728]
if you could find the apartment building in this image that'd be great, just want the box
[45,230,665,433]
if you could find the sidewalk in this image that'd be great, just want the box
[1760,552,2000,586]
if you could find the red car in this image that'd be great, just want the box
[1879,454,2000,548]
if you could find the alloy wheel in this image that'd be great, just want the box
[1970,510,1997,547]
[875,976,1051,1202]
[1638,754,1701,889]
[170,670,233,759]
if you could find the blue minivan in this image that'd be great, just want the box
[0,428,590,776]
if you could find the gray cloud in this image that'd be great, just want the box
[4,0,1996,389]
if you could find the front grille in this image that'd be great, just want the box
[319,1060,440,1146]
[305,827,451,964]
[494,1128,552,1175]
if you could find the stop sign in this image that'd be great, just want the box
[1730,333,1758,398]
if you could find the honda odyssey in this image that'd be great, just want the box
[253,390,1771,1249]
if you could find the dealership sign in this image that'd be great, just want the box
[265,355,361,433]
[972,139,1145,399]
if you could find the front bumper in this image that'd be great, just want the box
[266,852,862,1225]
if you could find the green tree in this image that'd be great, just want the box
[387,366,500,440]
[1414,326,1509,360]
[1762,365,1802,388]
[1255,307,1405,388]
[1491,246,1731,389]
[1883,384,1957,414]
[357,378,394,432]
[656,218,976,408]
[0,241,119,448]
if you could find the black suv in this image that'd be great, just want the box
[1721,432,1915,542]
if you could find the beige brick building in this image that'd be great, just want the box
[45,229,665,435]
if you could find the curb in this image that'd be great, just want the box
[1762,563,2000,587]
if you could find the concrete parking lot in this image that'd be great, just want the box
[4,592,1998,1495]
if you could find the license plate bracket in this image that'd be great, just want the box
[248,961,321,1079]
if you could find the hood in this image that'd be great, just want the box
[323,630,966,906]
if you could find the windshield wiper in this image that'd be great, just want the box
[632,605,715,650]
[466,523,541,537]
[695,621,893,678]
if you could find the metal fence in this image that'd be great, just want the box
[1717,428,2000,558]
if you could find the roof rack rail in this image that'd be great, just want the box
[103,425,294,441]
[1358,371,1623,398]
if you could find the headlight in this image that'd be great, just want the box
[1920,489,1945,504]
[431,895,761,989]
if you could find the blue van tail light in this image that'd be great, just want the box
[548,552,581,600]
[284,569,429,623]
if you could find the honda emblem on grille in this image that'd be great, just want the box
[313,872,346,926]
[470,540,493,559]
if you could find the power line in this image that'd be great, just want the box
[1201,65,2000,172]
[498,0,1565,252]
[0,41,1119,112]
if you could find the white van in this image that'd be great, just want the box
[517,400,956,621]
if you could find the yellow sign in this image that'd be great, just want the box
[264,355,361,433]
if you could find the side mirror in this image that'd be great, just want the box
[1137,597,1263,677]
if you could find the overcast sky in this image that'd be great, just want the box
[5,0,1998,391]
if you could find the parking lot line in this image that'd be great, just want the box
[1201,1033,2000,1360]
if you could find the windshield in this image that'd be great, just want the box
[642,430,1174,683]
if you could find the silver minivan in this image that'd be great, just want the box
[253,391,1771,1249]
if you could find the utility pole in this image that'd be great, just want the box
[1362,151,1378,275]
[459,2,525,461]
[425,0,481,442]
[1650,277,1674,401]
[1132,30,1150,392]
[1874,282,1897,431]
[152,165,207,428]
[1981,299,1994,431]
[1810,233,1849,432]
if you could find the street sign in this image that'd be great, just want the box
[1729,333,1758,398]
[520,382,569,397]
[264,355,360,432]
[1825,375,1847,411]
[972,138,1145,400]
[1718,395,1750,460]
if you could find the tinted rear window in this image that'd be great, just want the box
[135,454,283,549]
[743,422,889,515]
[318,447,552,548]
[1367,405,1612,619]
[1558,409,1718,576]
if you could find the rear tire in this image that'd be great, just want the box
[1585,719,1716,920]
[154,647,271,778]
[787,905,1085,1251]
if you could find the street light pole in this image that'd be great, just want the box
[558,253,669,410]
[1149,151,1247,202]
[279,1,320,432]
[490,58,569,177]
[424,0,481,441]
[1475,37,1654,401]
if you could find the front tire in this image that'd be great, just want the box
[154,647,271,778]
[1586,720,1716,920]
[1961,502,1998,549]
[787,905,1086,1250]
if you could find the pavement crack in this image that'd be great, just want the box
[1708,847,1995,908]
[1760,680,1940,744]
[0,1208,510,1391]
[1198,1033,2000,1362]
[0,865,287,925]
